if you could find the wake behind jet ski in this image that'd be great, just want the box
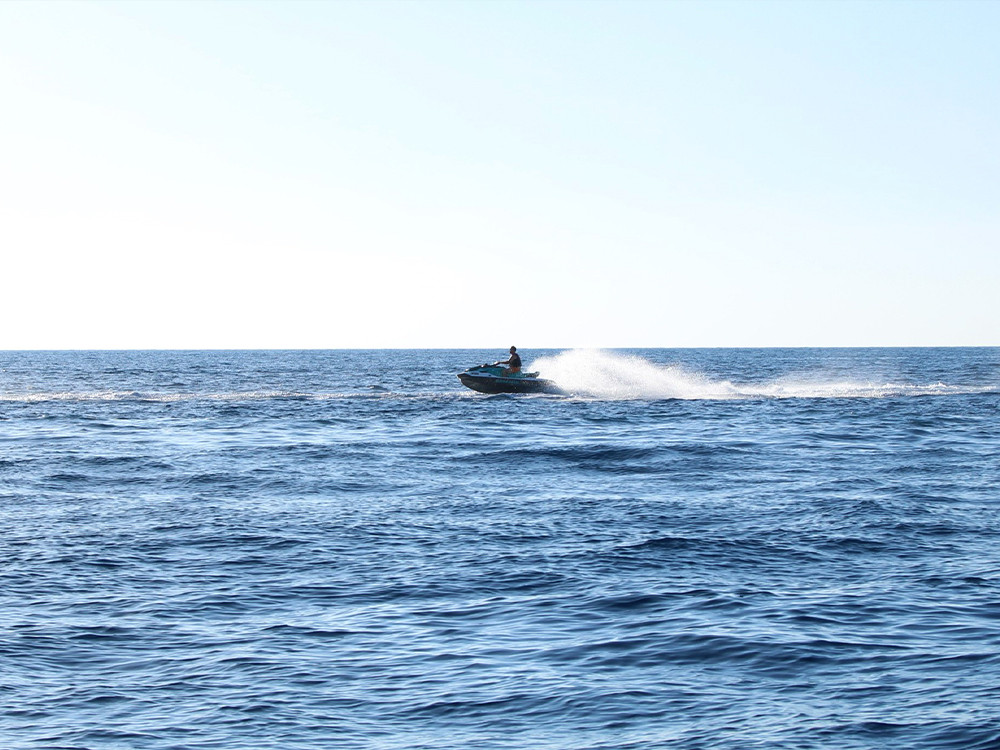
[458,347,560,394]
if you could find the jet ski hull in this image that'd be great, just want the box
[458,366,559,394]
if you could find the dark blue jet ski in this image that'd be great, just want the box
[457,364,560,394]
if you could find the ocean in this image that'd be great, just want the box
[2,348,999,749]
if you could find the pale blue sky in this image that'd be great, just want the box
[1,0,997,348]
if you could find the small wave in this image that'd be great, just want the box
[532,350,999,401]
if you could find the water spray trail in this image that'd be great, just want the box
[531,350,997,401]
[531,350,738,400]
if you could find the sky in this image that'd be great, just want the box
[1,0,997,349]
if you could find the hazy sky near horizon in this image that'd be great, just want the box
[1,0,998,349]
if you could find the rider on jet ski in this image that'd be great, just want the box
[495,346,522,374]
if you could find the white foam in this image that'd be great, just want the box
[531,350,996,401]
[0,390,313,403]
[531,350,737,400]
[0,390,446,403]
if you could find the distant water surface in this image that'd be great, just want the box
[2,348,999,749]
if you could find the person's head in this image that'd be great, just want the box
[510,346,517,353]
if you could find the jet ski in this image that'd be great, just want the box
[457,364,560,394]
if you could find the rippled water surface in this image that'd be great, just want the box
[3,348,1000,749]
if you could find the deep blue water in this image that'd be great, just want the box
[2,348,999,749]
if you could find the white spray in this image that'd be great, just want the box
[531,350,739,400]
[530,350,989,401]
